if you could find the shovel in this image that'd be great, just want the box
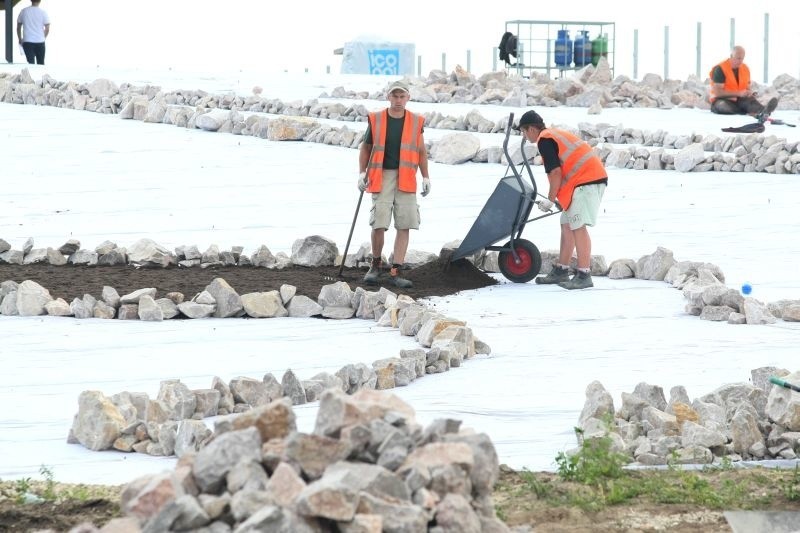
[337,189,365,278]
[337,147,375,278]
[769,376,800,393]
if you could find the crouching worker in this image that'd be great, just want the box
[357,80,431,289]
[517,110,608,290]
[709,45,777,122]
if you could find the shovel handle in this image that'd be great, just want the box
[337,189,365,278]
[769,376,800,393]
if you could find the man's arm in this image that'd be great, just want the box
[711,66,751,99]
[358,124,373,172]
[359,141,372,173]
[546,168,562,203]
[417,133,429,178]
[537,137,561,201]
[17,22,23,43]
[712,82,750,99]
[44,23,50,39]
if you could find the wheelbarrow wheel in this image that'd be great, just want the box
[498,239,542,283]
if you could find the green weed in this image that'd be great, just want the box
[782,465,800,501]
[39,465,57,501]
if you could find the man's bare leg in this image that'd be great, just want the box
[558,223,576,266]
[573,226,591,270]
[392,229,410,265]
[371,228,386,263]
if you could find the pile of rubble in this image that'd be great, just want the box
[88,389,512,532]
[577,367,800,466]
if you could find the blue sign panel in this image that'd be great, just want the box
[368,49,400,75]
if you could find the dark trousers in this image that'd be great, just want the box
[711,97,763,116]
[22,42,46,65]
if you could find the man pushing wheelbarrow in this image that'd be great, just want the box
[518,110,608,290]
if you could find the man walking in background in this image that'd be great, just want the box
[358,80,430,289]
[17,0,50,65]
[709,45,777,122]
[517,110,607,290]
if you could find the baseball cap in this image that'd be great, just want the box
[387,81,410,95]
[516,110,545,129]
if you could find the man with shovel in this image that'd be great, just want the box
[517,110,607,290]
[357,80,430,289]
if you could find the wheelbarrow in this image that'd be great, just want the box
[449,113,561,283]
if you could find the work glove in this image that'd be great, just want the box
[421,177,431,197]
[357,172,368,192]
[536,198,554,212]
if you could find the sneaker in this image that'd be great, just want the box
[756,97,778,123]
[363,265,381,284]
[558,270,594,290]
[389,267,413,289]
[535,265,571,285]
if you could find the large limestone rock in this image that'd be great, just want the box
[635,247,676,281]
[16,280,53,316]
[205,278,243,318]
[70,390,127,451]
[291,235,338,267]
[267,116,319,141]
[429,132,481,164]
[128,238,174,267]
[766,371,800,431]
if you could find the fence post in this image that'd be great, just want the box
[763,13,769,83]
[4,0,12,63]
[492,47,497,72]
[664,26,670,80]
[441,53,446,72]
[729,18,735,50]
[696,22,702,79]
[466,50,471,72]
[633,29,639,80]
[417,55,422,77]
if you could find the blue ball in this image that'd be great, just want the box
[741,283,752,295]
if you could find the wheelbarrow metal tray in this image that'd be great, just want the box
[451,175,534,261]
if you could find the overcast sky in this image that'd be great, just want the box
[3,1,798,80]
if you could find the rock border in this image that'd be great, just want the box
[2,237,798,324]
[2,67,799,174]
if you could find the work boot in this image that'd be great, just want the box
[558,270,594,290]
[363,260,382,284]
[535,264,570,285]
[756,97,778,123]
[389,266,413,289]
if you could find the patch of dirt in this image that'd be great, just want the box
[0,499,121,532]
[4,466,800,532]
[0,258,497,304]
[493,466,800,533]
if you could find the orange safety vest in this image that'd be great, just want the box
[539,129,606,211]
[708,59,750,103]
[366,110,424,193]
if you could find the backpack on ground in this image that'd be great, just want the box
[721,122,765,133]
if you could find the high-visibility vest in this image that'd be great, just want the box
[539,129,606,211]
[366,110,424,193]
[708,59,750,103]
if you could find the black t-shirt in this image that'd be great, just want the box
[537,137,561,173]
[712,65,738,84]
[538,132,608,185]
[363,113,423,170]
